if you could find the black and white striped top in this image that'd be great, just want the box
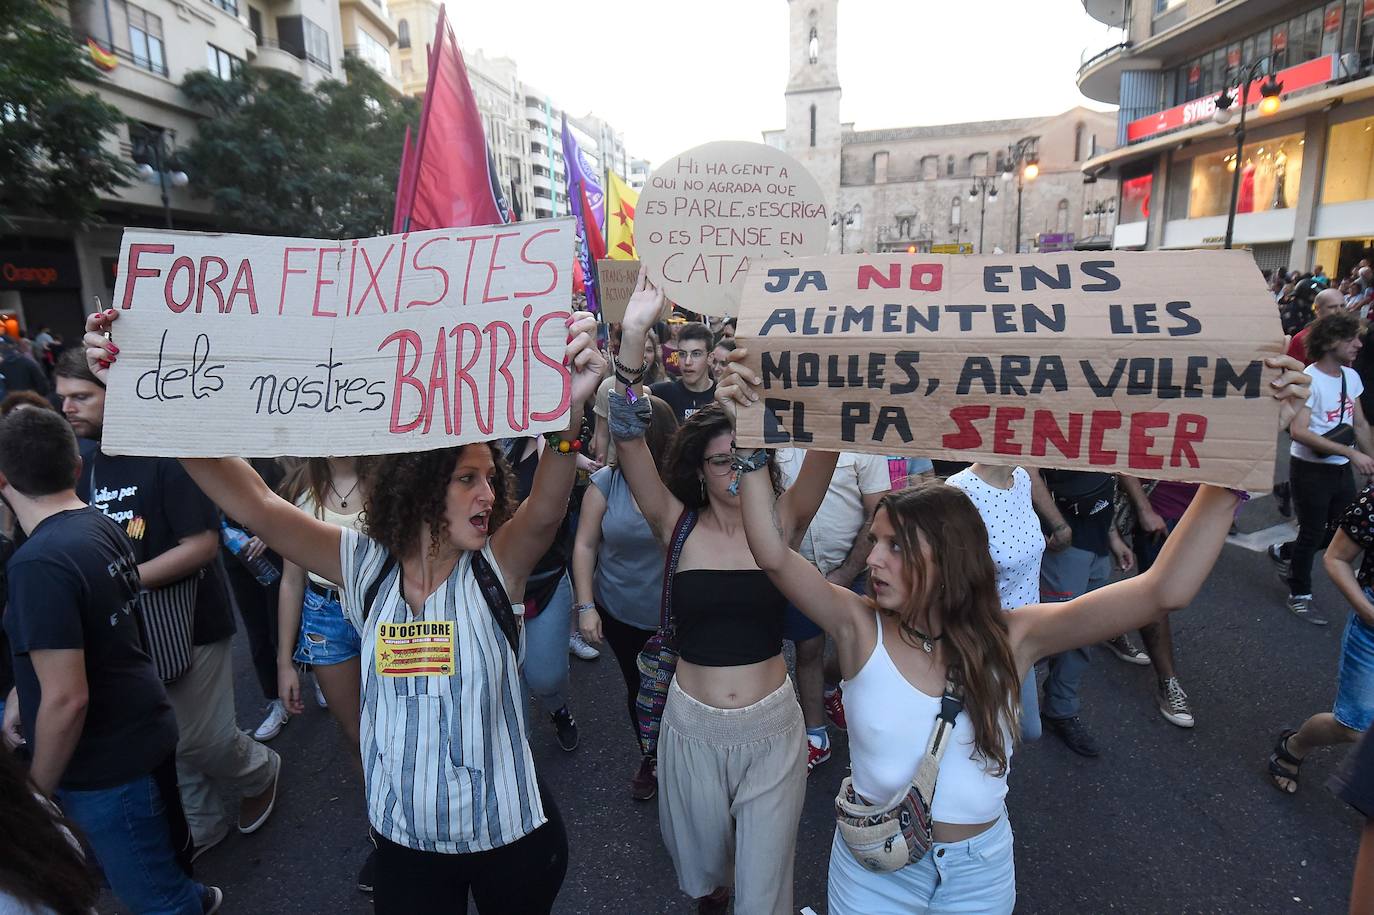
[339,528,544,853]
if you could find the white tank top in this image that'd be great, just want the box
[844,614,1010,824]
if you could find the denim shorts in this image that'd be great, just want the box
[1333,597,1374,731]
[828,812,1015,914]
[293,584,362,666]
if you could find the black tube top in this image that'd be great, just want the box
[673,569,787,667]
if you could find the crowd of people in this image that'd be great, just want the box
[0,261,1371,915]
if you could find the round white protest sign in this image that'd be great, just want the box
[635,141,829,316]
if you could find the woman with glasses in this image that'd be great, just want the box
[607,269,835,915]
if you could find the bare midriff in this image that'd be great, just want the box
[932,819,999,844]
[674,655,788,709]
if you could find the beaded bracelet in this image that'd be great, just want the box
[543,431,584,454]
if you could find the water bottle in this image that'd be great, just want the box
[221,520,280,586]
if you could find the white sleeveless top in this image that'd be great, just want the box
[844,614,1010,824]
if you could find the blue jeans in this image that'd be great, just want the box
[522,572,571,712]
[828,814,1015,914]
[60,765,206,915]
[1334,597,1374,731]
[293,584,362,666]
[1039,546,1113,720]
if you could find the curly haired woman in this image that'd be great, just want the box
[84,307,605,915]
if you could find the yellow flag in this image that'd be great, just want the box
[605,172,639,260]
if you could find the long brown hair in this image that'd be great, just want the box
[0,750,99,915]
[360,443,516,558]
[279,457,367,518]
[877,481,1021,775]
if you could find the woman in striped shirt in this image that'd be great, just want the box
[83,309,605,915]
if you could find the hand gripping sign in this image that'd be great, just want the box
[635,141,830,317]
[734,250,1283,491]
[101,219,576,457]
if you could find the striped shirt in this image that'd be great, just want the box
[339,528,545,854]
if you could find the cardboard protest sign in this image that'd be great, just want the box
[596,259,640,324]
[102,219,576,457]
[734,250,1282,490]
[635,141,829,317]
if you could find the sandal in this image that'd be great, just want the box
[1267,728,1303,794]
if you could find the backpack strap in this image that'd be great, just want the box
[362,555,398,625]
[470,550,520,655]
[657,509,698,637]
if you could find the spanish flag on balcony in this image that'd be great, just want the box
[87,38,118,71]
[605,171,638,260]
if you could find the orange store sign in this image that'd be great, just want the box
[1,263,59,286]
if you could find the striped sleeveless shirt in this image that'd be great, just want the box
[339,527,544,853]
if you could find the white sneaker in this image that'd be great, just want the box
[253,700,289,742]
[568,631,600,661]
[314,679,328,708]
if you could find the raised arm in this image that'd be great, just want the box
[492,312,606,583]
[607,269,682,544]
[82,308,344,581]
[1012,353,1312,669]
[1010,483,1238,668]
[718,358,867,640]
[775,449,839,544]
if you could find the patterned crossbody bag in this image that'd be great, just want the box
[633,508,697,759]
[834,667,965,873]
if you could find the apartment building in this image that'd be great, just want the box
[0,0,378,340]
[1078,0,1374,275]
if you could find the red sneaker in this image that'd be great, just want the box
[824,687,847,731]
[807,738,832,773]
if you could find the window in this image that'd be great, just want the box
[207,0,237,15]
[1056,199,1069,233]
[1074,123,1084,162]
[950,197,961,228]
[127,5,166,75]
[249,7,262,44]
[1182,132,1304,218]
[206,44,241,79]
[354,28,391,76]
[1120,167,1153,223]
[1154,0,1184,12]
[809,104,816,147]
[304,18,330,69]
[397,18,410,49]
[1323,115,1374,203]
[808,26,819,64]
[946,155,954,177]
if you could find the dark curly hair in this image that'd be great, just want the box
[1305,310,1364,362]
[0,749,98,915]
[360,442,516,558]
[663,402,781,510]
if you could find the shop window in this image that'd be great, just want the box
[1323,116,1374,203]
[1120,172,1152,224]
[1184,132,1304,218]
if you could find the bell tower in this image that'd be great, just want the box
[783,0,842,210]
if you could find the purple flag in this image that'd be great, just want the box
[561,113,603,312]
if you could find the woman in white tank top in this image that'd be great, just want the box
[716,355,1310,914]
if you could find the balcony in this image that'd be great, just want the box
[1081,0,1129,29]
[1077,40,1150,104]
[250,39,308,79]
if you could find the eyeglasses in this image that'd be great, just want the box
[681,349,708,362]
[703,454,735,475]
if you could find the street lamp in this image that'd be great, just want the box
[1002,136,1039,254]
[832,203,861,254]
[1085,199,1115,236]
[131,126,188,229]
[1212,56,1283,249]
[968,175,998,254]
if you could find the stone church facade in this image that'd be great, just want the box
[763,0,1120,256]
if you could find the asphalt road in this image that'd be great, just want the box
[104,495,1366,914]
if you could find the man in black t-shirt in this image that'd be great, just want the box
[54,350,280,856]
[1032,469,1134,757]
[650,321,716,422]
[0,407,220,913]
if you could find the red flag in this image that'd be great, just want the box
[580,183,607,262]
[397,6,508,231]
